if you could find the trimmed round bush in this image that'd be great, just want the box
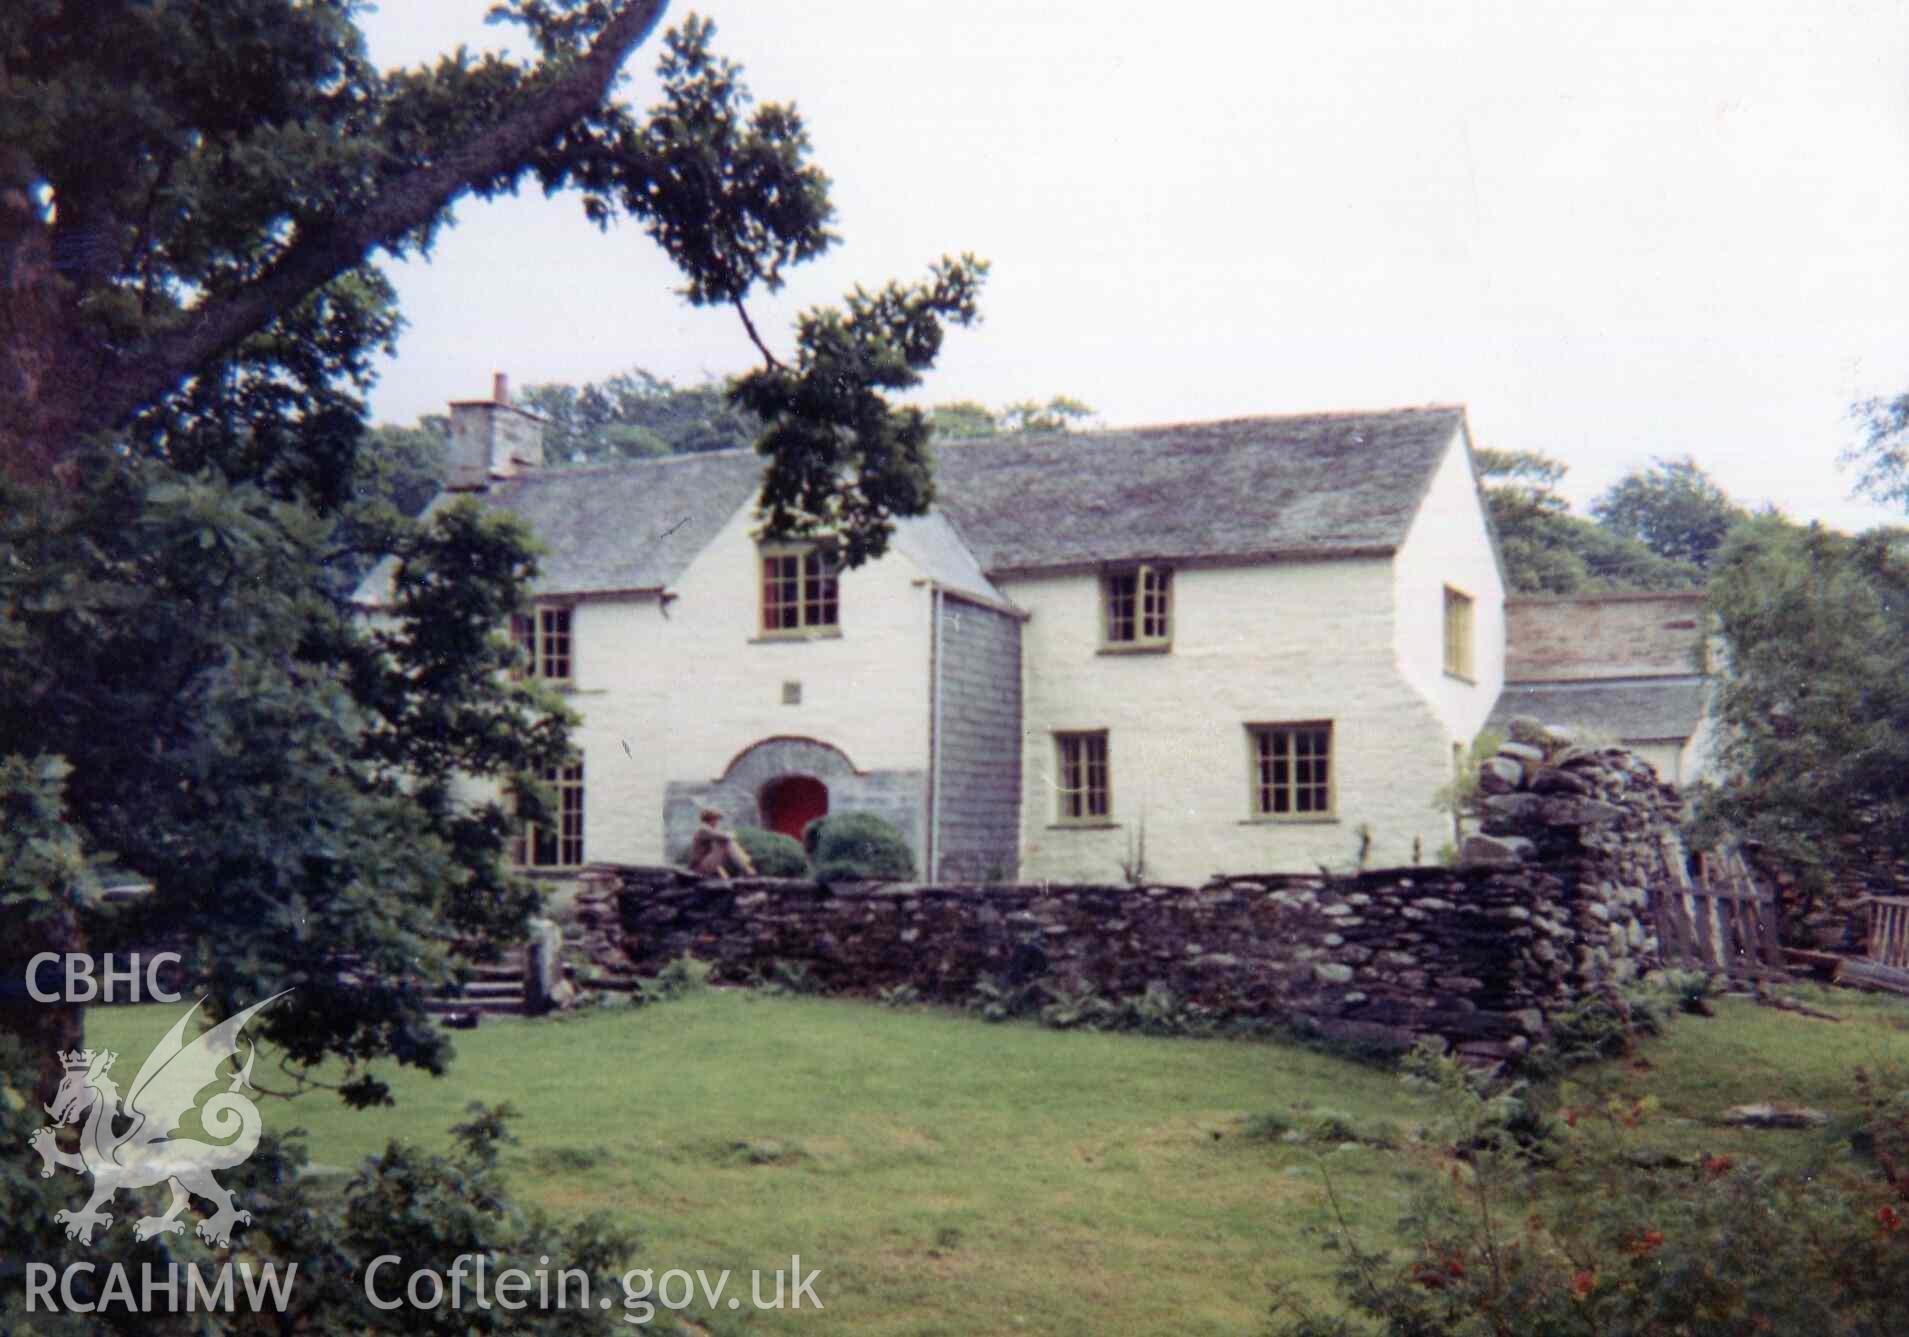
[733,825,808,878]
[808,811,915,882]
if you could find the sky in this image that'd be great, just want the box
[355,1,1909,533]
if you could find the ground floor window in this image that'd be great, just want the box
[1248,722,1333,817]
[1054,731,1110,823]
[514,761,584,867]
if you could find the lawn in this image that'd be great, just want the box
[86,982,1909,1336]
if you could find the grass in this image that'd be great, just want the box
[1549,983,1909,1174]
[85,981,1909,1335]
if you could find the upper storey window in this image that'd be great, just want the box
[1443,586,1475,681]
[512,606,573,682]
[1103,565,1171,649]
[761,544,840,636]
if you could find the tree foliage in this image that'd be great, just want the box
[1474,448,1706,594]
[736,254,987,567]
[1848,389,1909,510]
[1695,515,1909,887]
[1,3,982,559]
[1,0,983,1101]
[518,367,765,462]
[928,395,1096,439]
[0,1045,638,1334]
[1590,454,1746,570]
[0,458,573,1103]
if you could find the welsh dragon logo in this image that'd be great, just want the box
[28,992,289,1247]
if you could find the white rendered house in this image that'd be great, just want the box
[360,387,1509,885]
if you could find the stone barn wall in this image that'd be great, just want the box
[576,727,1684,1060]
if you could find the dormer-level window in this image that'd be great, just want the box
[1103,565,1172,649]
[512,606,573,682]
[761,543,839,637]
[1443,586,1474,681]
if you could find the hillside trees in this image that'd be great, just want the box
[0,0,983,1103]
[928,395,1096,439]
[1590,454,1747,570]
[1475,447,1707,593]
[518,368,765,461]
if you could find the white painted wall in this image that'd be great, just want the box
[1007,553,1464,884]
[1391,426,1507,749]
[447,430,1508,881]
[554,502,935,864]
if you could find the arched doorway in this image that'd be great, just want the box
[761,775,829,843]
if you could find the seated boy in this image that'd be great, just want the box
[686,808,756,879]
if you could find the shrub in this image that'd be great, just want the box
[877,982,922,1008]
[969,972,1047,1022]
[1241,1111,1296,1142]
[809,811,916,881]
[1270,1045,1909,1337]
[755,958,823,996]
[733,824,808,877]
[639,953,714,1003]
[1539,982,1673,1067]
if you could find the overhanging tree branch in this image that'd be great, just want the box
[77,0,670,456]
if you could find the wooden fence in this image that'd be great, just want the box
[1650,838,1788,980]
[1867,897,1909,968]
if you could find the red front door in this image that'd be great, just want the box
[761,775,828,842]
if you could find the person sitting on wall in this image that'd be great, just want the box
[687,808,756,879]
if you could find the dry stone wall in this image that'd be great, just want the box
[575,724,1684,1060]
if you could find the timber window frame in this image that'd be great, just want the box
[1247,722,1335,820]
[759,542,841,638]
[1101,564,1172,650]
[1053,730,1112,825]
[511,605,574,683]
[1442,585,1475,681]
[513,761,584,868]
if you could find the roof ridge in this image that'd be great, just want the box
[930,403,1466,449]
[504,448,759,481]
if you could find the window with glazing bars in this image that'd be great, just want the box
[761,545,840,633]
[1055,731,1110,822]
[511,606,573,681]
[1104,565,1172,645]
[1443,586,1474,679]
[514,762,584,867]
[1250,723,1333,817]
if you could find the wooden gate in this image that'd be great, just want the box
[1650,838,1788,980]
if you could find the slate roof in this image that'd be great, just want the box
[471,450,763,596]
[1488,677,1710,742]
[888,512,1014,608]
[353,404,1470,603]
[929,405,1468,573]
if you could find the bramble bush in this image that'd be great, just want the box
[1269,1036,1909,1336]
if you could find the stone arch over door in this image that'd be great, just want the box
[719,736,861,792]
[663,735,926,872]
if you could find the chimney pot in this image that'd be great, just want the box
[493,372,510,405]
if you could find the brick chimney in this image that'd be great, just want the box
[445,371,545,490]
